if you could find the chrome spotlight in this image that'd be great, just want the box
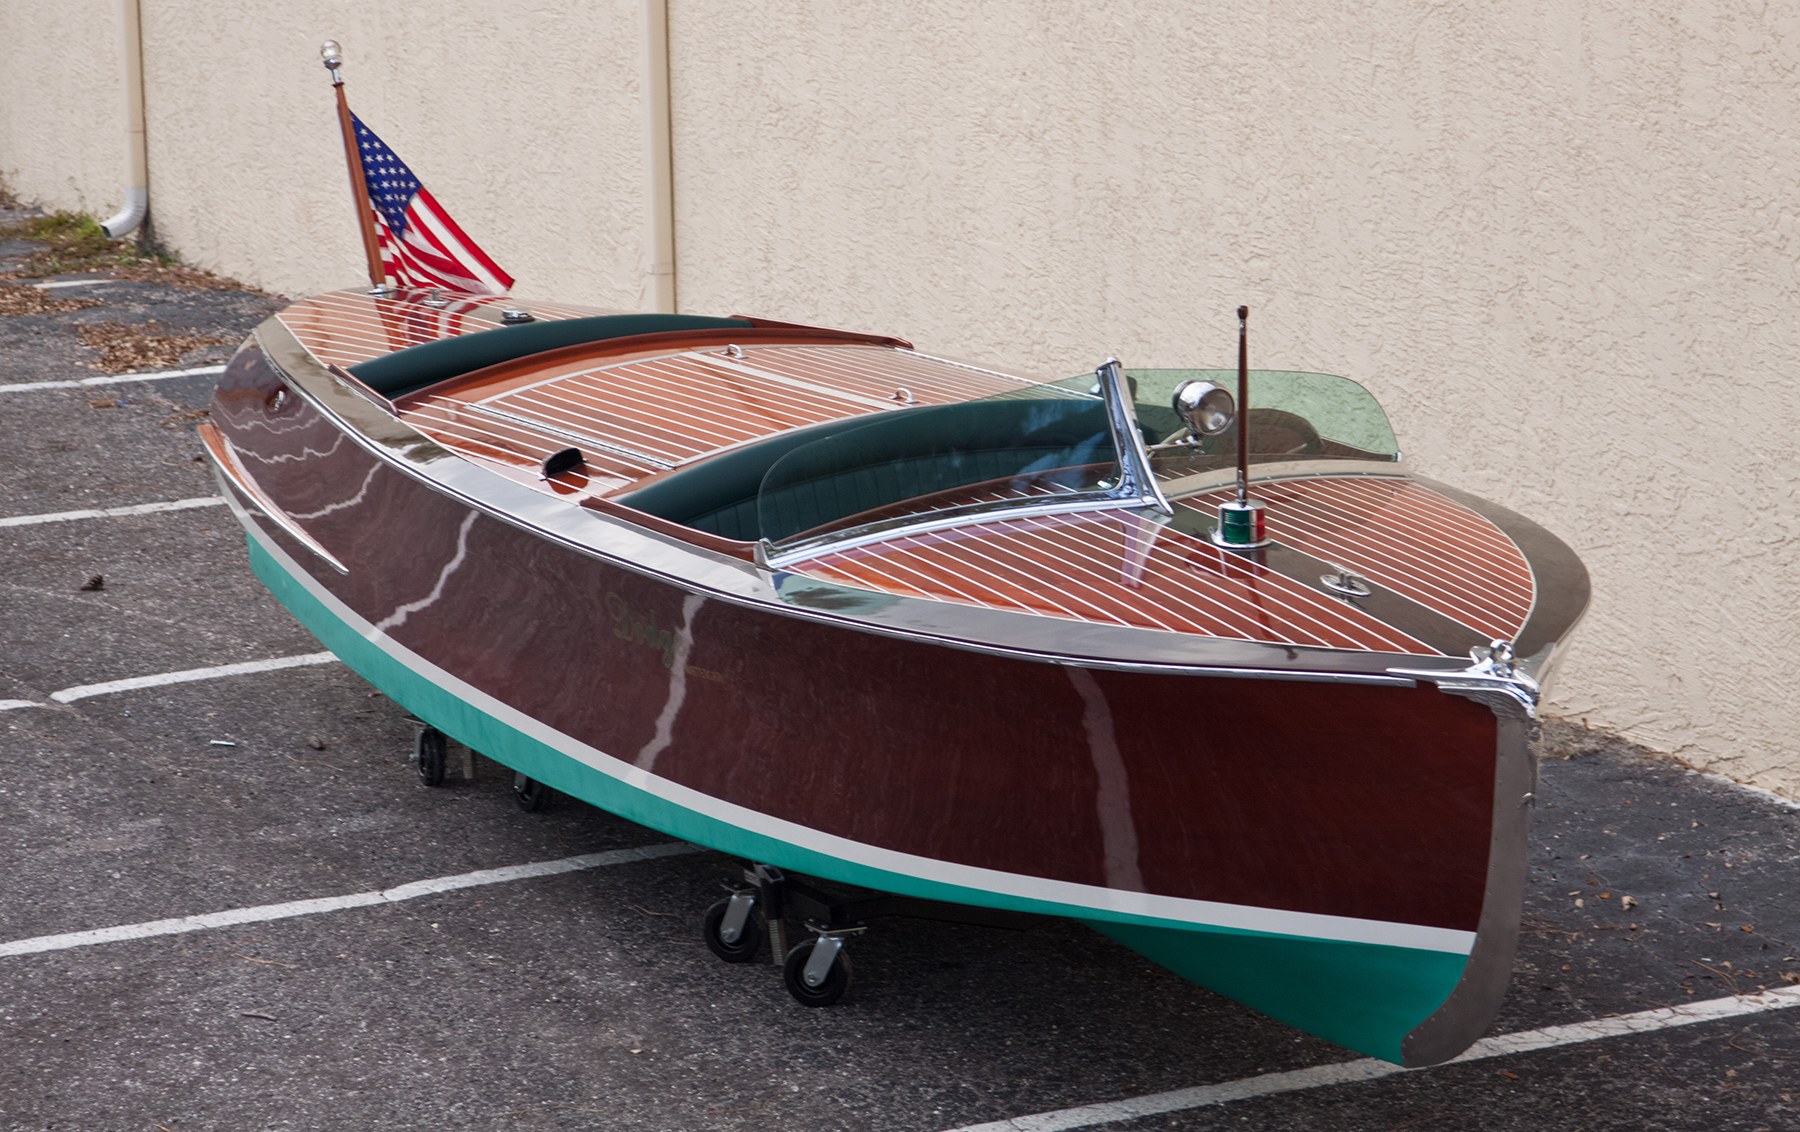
[1172,379,1235,436]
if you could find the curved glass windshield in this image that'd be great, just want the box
[756,385,1118,544]
[1053,369,1398,461]
[742,366,1397,558]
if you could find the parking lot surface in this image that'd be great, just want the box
[2,216,1796,1130]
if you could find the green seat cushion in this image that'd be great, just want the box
[620,397,1116,542]
[351,313,754,397]
[617,412,909,540]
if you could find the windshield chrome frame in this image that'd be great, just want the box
[1096,356,1174,516]
[758,356,1172,569]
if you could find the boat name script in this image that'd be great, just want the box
[605,591,680,670]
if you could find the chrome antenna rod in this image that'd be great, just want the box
[1235,304,1250,505]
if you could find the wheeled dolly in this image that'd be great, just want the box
[408,719,452,786]
[701,862,1042,1008]
[407,719,551,811]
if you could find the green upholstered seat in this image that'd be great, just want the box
[619,398,1114,543]
[351,313,754,398]
[616,412,910,541]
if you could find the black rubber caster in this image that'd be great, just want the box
[415,727,447,787]
[782,938,852,1007]
[512,772,552,812]
[702,898,763,963]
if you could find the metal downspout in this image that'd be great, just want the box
[642,0,676,312]
[100,0,149,238]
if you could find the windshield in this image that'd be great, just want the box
[745,365,1397,559]
[756,384,1119,544]
[1052,369,1398,461]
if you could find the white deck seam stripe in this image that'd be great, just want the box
[0,842,704,959]
[944,984,1800,1131]
[0,497,224,528]
[0,364,226,393]
[48,652,339,704]
[1270,489,1530,617]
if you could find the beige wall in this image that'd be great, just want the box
[0,0,134,216]
[3,2,1796,795]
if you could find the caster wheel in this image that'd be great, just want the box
[782,938,852,1007]
[513,772,552,812]
[415,727,447,787]
[702,898,763,963]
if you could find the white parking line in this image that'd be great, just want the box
[48,652,339,704]
[0,363,226,394]
[31,279,119,290]
[0,652,340,714]
[0,842,705,959]
[0,496,225,528]
[945,984,1800,1131]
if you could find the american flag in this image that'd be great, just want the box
[351,113,514,295]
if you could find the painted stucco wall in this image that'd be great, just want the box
[2,2,1796,796]
[9,2,651,306]
[0,0,134,217]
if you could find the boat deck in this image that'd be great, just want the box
[275,288,1047,502]
[269,288,1539,659]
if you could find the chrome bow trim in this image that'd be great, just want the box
[1387,639,1543,717]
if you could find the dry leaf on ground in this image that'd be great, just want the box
[76,320,231,373]
[0,282,102,316]
[104,262,264,293]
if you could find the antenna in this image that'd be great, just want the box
[1235,304,1249,504]
[1211,304,1270,550]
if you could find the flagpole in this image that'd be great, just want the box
[320,40,387,290]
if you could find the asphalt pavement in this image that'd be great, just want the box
[1,212,1796,1131]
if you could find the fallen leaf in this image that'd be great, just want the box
[0,282,102,316]
[105,261,262,292]
[76,320,231,373]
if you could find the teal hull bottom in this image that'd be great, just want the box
[1090,920,1467,1063]
[242,530,1492,1066]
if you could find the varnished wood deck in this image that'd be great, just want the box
[270,289,1536,654]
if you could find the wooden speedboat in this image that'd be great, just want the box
[201,286,1587,1065]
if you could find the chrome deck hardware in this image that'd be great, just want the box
[1321,568,1373,598]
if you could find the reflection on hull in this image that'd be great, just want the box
[204,296,1590,1066]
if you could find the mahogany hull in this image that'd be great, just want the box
[203,317,1572,1066]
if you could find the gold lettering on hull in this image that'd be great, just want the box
[605,591,679,670]
[602,591,726,683]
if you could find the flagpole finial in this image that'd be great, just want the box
[320,39,344,86]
